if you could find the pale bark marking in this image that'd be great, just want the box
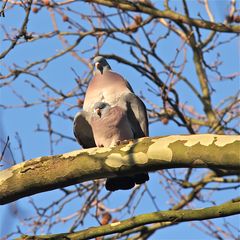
[105,152,148,168]
[215,135,240,147]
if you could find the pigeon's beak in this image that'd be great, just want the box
[95,62,103,74]
[95,108,101,117]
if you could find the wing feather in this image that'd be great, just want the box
[119,93,149,138]
[73,111,96,148]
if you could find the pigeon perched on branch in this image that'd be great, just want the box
[73,56,149,191]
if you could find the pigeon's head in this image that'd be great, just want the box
[93,56,111,74]
[93,102,111,117]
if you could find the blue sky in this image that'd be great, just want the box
[0,0,239,239]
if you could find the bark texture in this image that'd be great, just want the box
[0,134,239,205]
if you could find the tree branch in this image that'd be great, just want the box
[19,197,240,240]
[0,0,33,59]
[85,0,240,33]
[0,134,239,205]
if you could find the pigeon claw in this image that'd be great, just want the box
[116,139,134,146]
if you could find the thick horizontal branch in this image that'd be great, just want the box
[0,134,239,205]
[86,0,240,33]
[20,198,240,240]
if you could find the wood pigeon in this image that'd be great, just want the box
[90,102,134,147]
[73,56,149,191]
[83,56,134,112]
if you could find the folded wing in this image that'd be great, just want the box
[73,111,96,148]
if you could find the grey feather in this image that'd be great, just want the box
[73,111,96,148]
[90,102,134,147]
[118,93,149,138]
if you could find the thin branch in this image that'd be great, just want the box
[0,0,33,59]
[0,0,8,17]
[85,0,240,33]
[20,198,240,240]
[0,136,9,162]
